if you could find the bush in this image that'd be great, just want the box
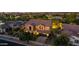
[19,32,37,43]
[53,34,70,46]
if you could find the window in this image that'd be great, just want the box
[36,24,44,30]
[39,26,44,30]
[75,40,79,43]
[27,25,33,31]
[29,26,32,30]
[45,27,50,30]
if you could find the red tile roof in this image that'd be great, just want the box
[25,19,52,26]
[63,24,79,36]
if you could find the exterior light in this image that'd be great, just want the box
[46,34,49,36]
[43,33,49,36]
[33,31,39,35]
[26,31,28,32]
[36,32,39,35]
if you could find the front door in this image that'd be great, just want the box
[29,26,32,31]
[28,25,33,31]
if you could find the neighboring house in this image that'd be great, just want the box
[0,25,6,33]
[12,21,26,29]
[5,21,25,29]
[22,19,52,36]
[0,21,5,33]
[69,36,79,46]
[5,21,14,29]
[62,24,79,45]
[4,21,26,31]
[63,24,79,36]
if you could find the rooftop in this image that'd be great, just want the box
[63,24,79,36]
[25,19,52,26]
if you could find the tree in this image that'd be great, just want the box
[47,28,60,45]
[45,14,53,20]
[74,19,79,25]
[18,31,37,44]
[64,13,76,24]
[53,33,70,46]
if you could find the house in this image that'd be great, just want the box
[62,24,79,45]
[22,19,52,36]
[12,21,26,29]
[63,24,79,36]
[0,21,6,33]
[5,21,25,29]
[22,19,63,36]
[69,36,79,46]
[3,21,26,32]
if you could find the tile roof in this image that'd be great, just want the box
[63,24,79,36]
[5,21,26,28]
[25,19,52,26]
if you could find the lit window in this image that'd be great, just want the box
[59,23,63,29]
[36,24,44,30]
[45,27,50,30]
[52,23,58,29]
